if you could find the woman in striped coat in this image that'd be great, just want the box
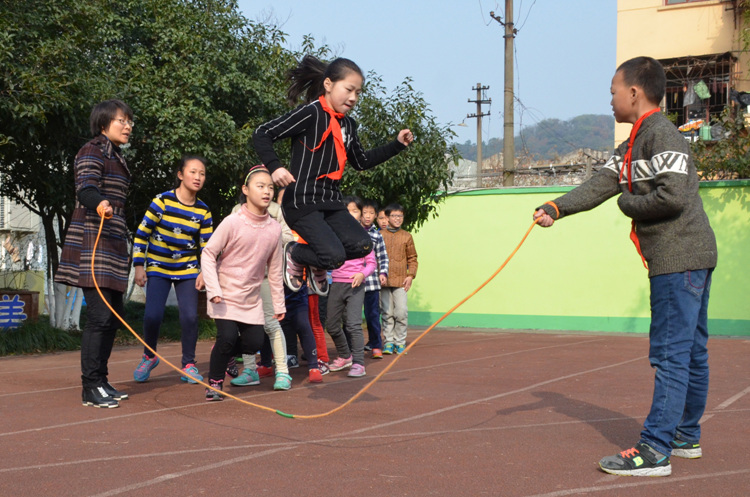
[56,99,134,409]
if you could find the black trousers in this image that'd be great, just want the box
[81,287,124,388]
[209,319,265,381]
[290,208,372,269]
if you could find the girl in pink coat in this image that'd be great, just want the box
[200,165,286,400]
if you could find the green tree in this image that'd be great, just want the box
[0,0,293,276]
[691,107,750,179]
[0,0,109,277]
[343,74,457,231]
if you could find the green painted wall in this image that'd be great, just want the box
[408,181,750,336]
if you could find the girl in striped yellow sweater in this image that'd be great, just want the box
[131,156,213,384]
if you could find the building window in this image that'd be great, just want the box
[659,53,738,131]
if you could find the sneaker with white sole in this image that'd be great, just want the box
[307,266,329,297]
[102,381,128,400]
[283,242,303,292]
[317,360,330,375]
[180,364,203,384]
[82,386,119,408]
[273,373,292,391]
[670,439,702,459]
[347,364,366,377]
[329,356,353,372]
[599,442,671,477]
[230,368,260,386]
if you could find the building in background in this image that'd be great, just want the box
[0,192,45,318]
[616,0,749,143]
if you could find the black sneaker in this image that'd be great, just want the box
[670,439,702,459]
[307,266,329,297]
[82,386,119,408]
[282,242,303,292]
[226,357,239,378]
[599,442,671,477]
[205,379,224,402]
[102,381,128,400]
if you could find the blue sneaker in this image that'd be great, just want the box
[383,343,395,355]
[273,373,292,391]
[180,363,203,384]
[395,344,407,354]
[231,368,260,386]
[134,354,159,382]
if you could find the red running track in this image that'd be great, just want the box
[0,328,748,496]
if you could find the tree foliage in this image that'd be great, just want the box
[0,0,109,273]
[343,75,457,231]
[1,0,459,289]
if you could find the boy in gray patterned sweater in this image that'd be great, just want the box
[534,56,717,478]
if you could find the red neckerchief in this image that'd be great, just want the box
[621,108,660,270]
[309,96,347,181]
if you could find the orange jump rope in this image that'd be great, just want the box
[91,202,554,419]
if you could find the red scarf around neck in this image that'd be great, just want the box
[309,95,347,181]
[621,107,660,270]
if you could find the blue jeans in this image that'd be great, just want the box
[640,269,712,456]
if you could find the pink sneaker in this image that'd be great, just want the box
[329,355,353,372]
[347,364,366,377]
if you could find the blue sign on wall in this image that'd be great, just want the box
[0,295,27,331]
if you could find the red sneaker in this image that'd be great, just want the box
[371,348,383,359]
[308,369,323,383]
[257,365,274,378]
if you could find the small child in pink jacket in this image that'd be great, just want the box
[326,196,376,377]
[200,165,286,400]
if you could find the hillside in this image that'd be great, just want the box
[455,114,614,161]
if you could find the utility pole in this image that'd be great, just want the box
[491,2,516,186]
[467,84,490,188]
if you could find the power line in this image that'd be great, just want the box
[516,0,537,32]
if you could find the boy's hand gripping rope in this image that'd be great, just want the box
[91,206,547,419]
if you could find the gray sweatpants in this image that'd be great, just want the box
[326,282,365,366]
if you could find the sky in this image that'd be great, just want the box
[237,0,617,144]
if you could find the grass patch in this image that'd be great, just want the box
[0,301,216,356]
[0,318,81,356]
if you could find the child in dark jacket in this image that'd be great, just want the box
[534,56,717,477]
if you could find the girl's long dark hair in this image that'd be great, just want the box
[286,55,364,106]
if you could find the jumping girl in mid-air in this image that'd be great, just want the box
[253,55,413,297]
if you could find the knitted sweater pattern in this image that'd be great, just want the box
[541,112,716,277]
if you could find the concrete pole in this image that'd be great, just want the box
[476,84,483,188]
[467,84,490,188]
[503,0,515,186]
